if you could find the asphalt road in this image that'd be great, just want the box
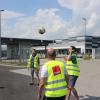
[0,59,100,100]
[0,65,38,100]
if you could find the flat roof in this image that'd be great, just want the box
[1,37,53,46]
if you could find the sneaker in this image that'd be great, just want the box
[29,82,34,85]
[37,83,39,86]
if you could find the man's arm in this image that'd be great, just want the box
[63,54,72,61]
[67,55,72,61]
[37,64,48,100]
[65,74,69,86]
[64,64,69,85]
[37,78,46,100]
[67,48,73,61]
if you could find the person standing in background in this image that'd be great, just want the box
[27,48,40,85]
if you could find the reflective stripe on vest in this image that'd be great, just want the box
[67,53,80,76]
[46,79,65,85]
[45,60,67,97]
[67,64,79,68]
[46,85,67,91]
[27,55,34,68]
[27,54,39,68]
[34,54,39,68]
[67,68,80,72]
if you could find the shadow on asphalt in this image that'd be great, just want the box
[80,95,100,100]
[0,65,38,100]
[1,65,100,100]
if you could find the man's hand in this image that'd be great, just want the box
[37,78,45,100]
[69,48,72,54]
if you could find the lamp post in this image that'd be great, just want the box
[82,18,87,54]
[82,17,87,36]
[0,10,5,61]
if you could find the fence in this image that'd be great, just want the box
[92,48,100,59]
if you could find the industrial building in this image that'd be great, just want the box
[47,36,100,59]
[1,36,100,61]
[1,37,53,62]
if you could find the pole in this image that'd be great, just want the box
[82,17,87,54]
[82,18,86,36]
[0,10,4,61]
[84,18,86,36]
[0,11,1,61]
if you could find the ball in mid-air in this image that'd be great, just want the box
[38,27,46,34]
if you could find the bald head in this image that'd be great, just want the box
[47,48,56,59]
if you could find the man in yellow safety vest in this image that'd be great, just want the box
[37,48,68,100]
[64,46,80,100]
[27,48,40,85]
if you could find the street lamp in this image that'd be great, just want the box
[82,17,87,36]
[0,10,5,61]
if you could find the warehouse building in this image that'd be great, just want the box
[1,36,100,61]
[48,36,100,59]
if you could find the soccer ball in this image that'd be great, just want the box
[38,27,46,34]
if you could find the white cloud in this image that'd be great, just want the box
[2,9,76,40]
[32,9,80,39]
[2,0,100,41]
[2,10,25,19]
[2,9,80,40]
[87,13,99,29]
[58,0,100,36]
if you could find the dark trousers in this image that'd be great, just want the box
[43,95,65,100]
[31,68,34,78]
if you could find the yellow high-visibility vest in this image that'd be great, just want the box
[27,54,34,68]
[27,53,39,68]
[34,53,39,68]
[66,52,80,76]
[44,60,67,97]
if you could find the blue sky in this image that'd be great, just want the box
[1,0,59,13]
[0,0,72,19]
[0,0,100,40]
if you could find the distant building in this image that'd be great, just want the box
[1,36,100,60]
[1,37,53,61]
[48,36,100,59]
